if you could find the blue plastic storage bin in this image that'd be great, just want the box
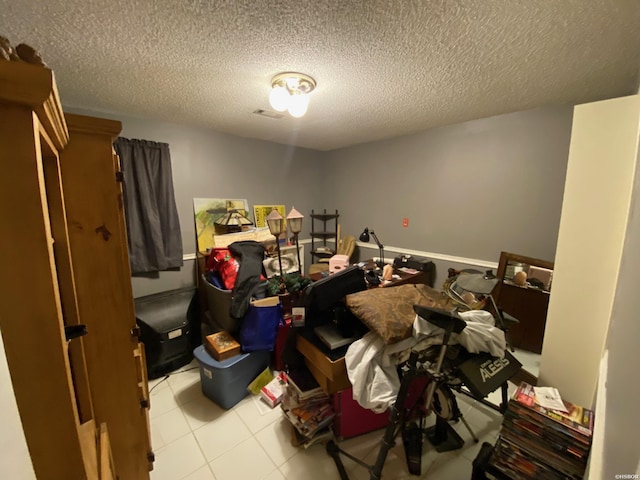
[193,345,270,409]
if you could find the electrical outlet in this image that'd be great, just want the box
[402,218,409,227]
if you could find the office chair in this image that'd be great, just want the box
[309,234,357,275]
[445,271,519,352]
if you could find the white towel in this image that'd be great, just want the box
[345,332,400,413]
[457,310,506,358]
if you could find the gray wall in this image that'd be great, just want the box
[67,108,326,297]
[323,106,573,266]
[68,105,573,295]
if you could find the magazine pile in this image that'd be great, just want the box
[281,367,334,448]
[491,382,594,479]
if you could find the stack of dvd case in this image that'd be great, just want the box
[490,382,594,479]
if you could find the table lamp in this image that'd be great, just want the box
[266,209,285,279]
[286,206,304,273]
[212,209,253,234]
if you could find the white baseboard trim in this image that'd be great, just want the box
[183,239,497,270]
[356,242,498,269]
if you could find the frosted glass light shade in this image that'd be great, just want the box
[269,72,316,118]
[286,206,304,233]
[266,209,285,236]
[269,86,290,112]
[288,94,309,118]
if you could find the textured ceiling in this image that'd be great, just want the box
[2,1,639,151]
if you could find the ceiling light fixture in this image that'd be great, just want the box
[269,72,316,118]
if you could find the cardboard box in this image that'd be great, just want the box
[305,358,351,394]
[260,372,287,408]
[296,334,350,394]
[204,331,241,361]
[251,296,281,307]
[527,265,553,291]
[329,254,350,274]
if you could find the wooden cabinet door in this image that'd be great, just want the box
[494,252,554,354]
[0,63,96,479]
[61,114,152,479]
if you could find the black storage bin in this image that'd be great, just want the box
[134,287,199,379]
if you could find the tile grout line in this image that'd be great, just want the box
[238,398,303,477]
[172,382,218,480]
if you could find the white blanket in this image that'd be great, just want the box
[345,310,506,412]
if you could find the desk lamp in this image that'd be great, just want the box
[359,227,385,268]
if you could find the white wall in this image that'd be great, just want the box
[599,115,640,477]
[67,105,573,296]
[539,94,640,407]
[0,330,36,479]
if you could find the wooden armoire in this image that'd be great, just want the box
[0,62,152,478]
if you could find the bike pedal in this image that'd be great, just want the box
[402,424,423,475]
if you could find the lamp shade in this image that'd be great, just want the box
[288,94,309,118]
[269,85,289,112]
[214,210,253,227]
[269,72,316,118]
[359,227,385,268]
[266,209,284,236]
[213,209,253,234]
[286,207,304,234]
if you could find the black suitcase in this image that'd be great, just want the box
[134,287,199,379]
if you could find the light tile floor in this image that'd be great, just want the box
[512,347,541,378]
[146,351,540,480]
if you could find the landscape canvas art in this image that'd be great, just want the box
[193,198,250,252]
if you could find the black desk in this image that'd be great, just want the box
[309,259,433,287]
[299,260,434,393]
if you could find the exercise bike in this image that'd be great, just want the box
[326,304,522,479]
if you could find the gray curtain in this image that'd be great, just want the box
[114,137,183,274]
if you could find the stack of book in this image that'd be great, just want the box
[490,382,594,479]
[281,367,335,448]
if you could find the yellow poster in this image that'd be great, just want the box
[253,205,286,229]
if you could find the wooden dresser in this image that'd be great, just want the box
[0,62,152,479]
[493,251,554,354]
